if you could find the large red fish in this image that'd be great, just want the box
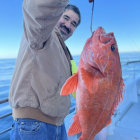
[61,27,124,140]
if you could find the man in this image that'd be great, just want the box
[9,0,93,140]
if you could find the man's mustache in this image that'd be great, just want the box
[60,24,70,34]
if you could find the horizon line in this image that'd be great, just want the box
[0,51,140,59]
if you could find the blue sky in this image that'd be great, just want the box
[0,0,140,58]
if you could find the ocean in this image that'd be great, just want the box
[0,52,140,140]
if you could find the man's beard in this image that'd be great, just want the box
[60,24,70,35]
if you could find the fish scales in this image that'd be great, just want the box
[61,27,124,140]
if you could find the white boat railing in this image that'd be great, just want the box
[0,98,12,135]
[114,60,140,125]
[126,60,140,65]
[0,60,139,136]
[122,59,140,80]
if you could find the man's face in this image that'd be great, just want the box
[57,9,80,41]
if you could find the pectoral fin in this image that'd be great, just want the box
[81,68,98,94]
[60,73,78,95]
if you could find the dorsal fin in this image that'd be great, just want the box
[111,78,125,115]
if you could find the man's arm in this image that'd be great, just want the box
[22,0,68,50]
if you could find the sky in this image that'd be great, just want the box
[0,0,140,58]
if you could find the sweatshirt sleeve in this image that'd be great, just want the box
[22,0,68,50]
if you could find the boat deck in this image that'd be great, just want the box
[107,96,140,140]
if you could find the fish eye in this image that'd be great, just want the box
[111,45,115,52]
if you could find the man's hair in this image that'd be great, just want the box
[65,4,81,26]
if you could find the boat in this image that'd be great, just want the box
[0,60,140,140]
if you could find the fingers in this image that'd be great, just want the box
[89,0,94,3]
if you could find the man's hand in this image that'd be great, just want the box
[89,0,94,2]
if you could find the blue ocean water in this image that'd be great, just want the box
[0,52,140,139]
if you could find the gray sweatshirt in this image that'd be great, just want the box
[9,0,71,126]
